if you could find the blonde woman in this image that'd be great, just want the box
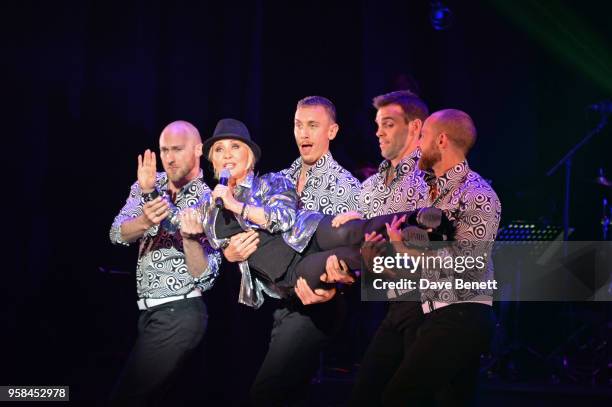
[198,118,449,307]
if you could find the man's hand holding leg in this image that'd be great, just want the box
[223,230,260,262]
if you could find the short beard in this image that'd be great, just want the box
[166,167,189,184]
[418,147,441,171]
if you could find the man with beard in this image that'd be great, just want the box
[109,121,221,405]
[370,109,501,406]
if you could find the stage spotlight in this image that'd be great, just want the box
[430,1,453,31]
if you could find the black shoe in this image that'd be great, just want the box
[415,207,443,229]
[401,225,452,248]
[402,226,431,248]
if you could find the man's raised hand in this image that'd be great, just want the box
[138,149,157,193]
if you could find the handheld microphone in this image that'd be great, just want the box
[216,168,231,208]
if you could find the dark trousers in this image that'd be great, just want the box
[217,209,417,291]
[250,297,345,406]
[350,300,424,407]
[110,297,207,406]
[351,302,493,407]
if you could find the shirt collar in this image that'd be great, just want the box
[286,151,334,181]
[308,151,334,176]
[433,160,470,194]
[285,157,302,182]
[377,148,421,179]
[237,171,255,190]
[159,169,204,195]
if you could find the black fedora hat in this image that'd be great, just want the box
[203,118,262,162]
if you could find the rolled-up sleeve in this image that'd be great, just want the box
[110,181,158,246]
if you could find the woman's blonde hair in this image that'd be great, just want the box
[207,139,255,179]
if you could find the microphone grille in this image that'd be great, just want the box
[220,168,231,181]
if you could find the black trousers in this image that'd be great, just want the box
[350,302,493,407]
[110,297,207,406]
[215,207,417,290]
[291,212,413,289]
[250,296,346,406]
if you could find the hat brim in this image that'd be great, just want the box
[202,134,262,163]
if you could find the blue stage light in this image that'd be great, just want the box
[430,1,453,31]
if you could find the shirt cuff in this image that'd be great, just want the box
[110,225,131,246]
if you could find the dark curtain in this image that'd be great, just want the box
[3,0,611,403]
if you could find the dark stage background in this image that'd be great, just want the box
[3,0,612,404]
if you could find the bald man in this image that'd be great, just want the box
[110,121,221,405]
[375,109,501,406]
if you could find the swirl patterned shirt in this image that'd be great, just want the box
[280,152,361,215]
[420,160,501,312]
[109,170,221,299]
[358,149,428,218]
[358,149,428,299]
